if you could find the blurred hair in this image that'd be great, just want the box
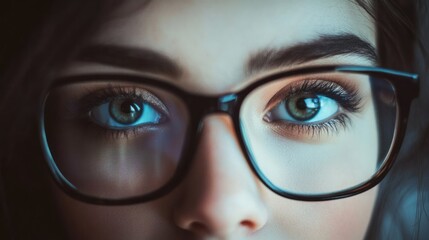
[0,0,427,239]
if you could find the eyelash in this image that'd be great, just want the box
[266,79,362,138]
[78,86,166,140]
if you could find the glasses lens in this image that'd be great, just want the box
[43,80,189,199]
[240,72,397,195]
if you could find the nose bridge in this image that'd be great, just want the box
[173,114,268,237]
[194,114,245,179]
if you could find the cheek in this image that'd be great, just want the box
[52,187,182,240]
[318,187,378,239]
[268,186,378,240]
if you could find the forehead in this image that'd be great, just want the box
[85,0,375,92]
[95,0,374,48]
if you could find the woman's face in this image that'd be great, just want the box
[53,0,378,239]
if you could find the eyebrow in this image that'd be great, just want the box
[77,44,183,78]
[77,33,376,79]
[246,33,377,75]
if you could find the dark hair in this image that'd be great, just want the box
[356,0,429,239]
[1,0,428,239]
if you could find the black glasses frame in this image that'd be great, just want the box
[39,65,419,205]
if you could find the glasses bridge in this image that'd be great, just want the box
[199,93,239,115]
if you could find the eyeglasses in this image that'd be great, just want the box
[39,65,419,205]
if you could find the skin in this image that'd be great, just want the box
[52,0,379,239]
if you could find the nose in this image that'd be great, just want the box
[173,115,268,238]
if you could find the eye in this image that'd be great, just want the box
[89,96,165,129]
[261,78,363,138]
[266,93,339,123]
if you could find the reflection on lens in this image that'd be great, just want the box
[43,81,189,199]
[240,72,397,195]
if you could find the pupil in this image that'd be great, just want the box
[120,99,141,114]
[110,98,143,124]
[287,95,321,121]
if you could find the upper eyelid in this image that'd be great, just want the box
[78,86,170,117]
[263,80,327,112]
[263,78,359,113]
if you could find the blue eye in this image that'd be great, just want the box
[268,93,339,123]
[89,97,164,129]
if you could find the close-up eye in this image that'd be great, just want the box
[261,79,363,137]
[80,86,170,134]
[264,93,339,123]
[89,96,165,129]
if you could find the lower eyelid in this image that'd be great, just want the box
[110,124,167,140]
[265,113,351,141]
[82,119,168,141]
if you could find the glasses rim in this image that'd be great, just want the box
[39,65,419,205]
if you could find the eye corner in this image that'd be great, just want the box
[262,111,273,123]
